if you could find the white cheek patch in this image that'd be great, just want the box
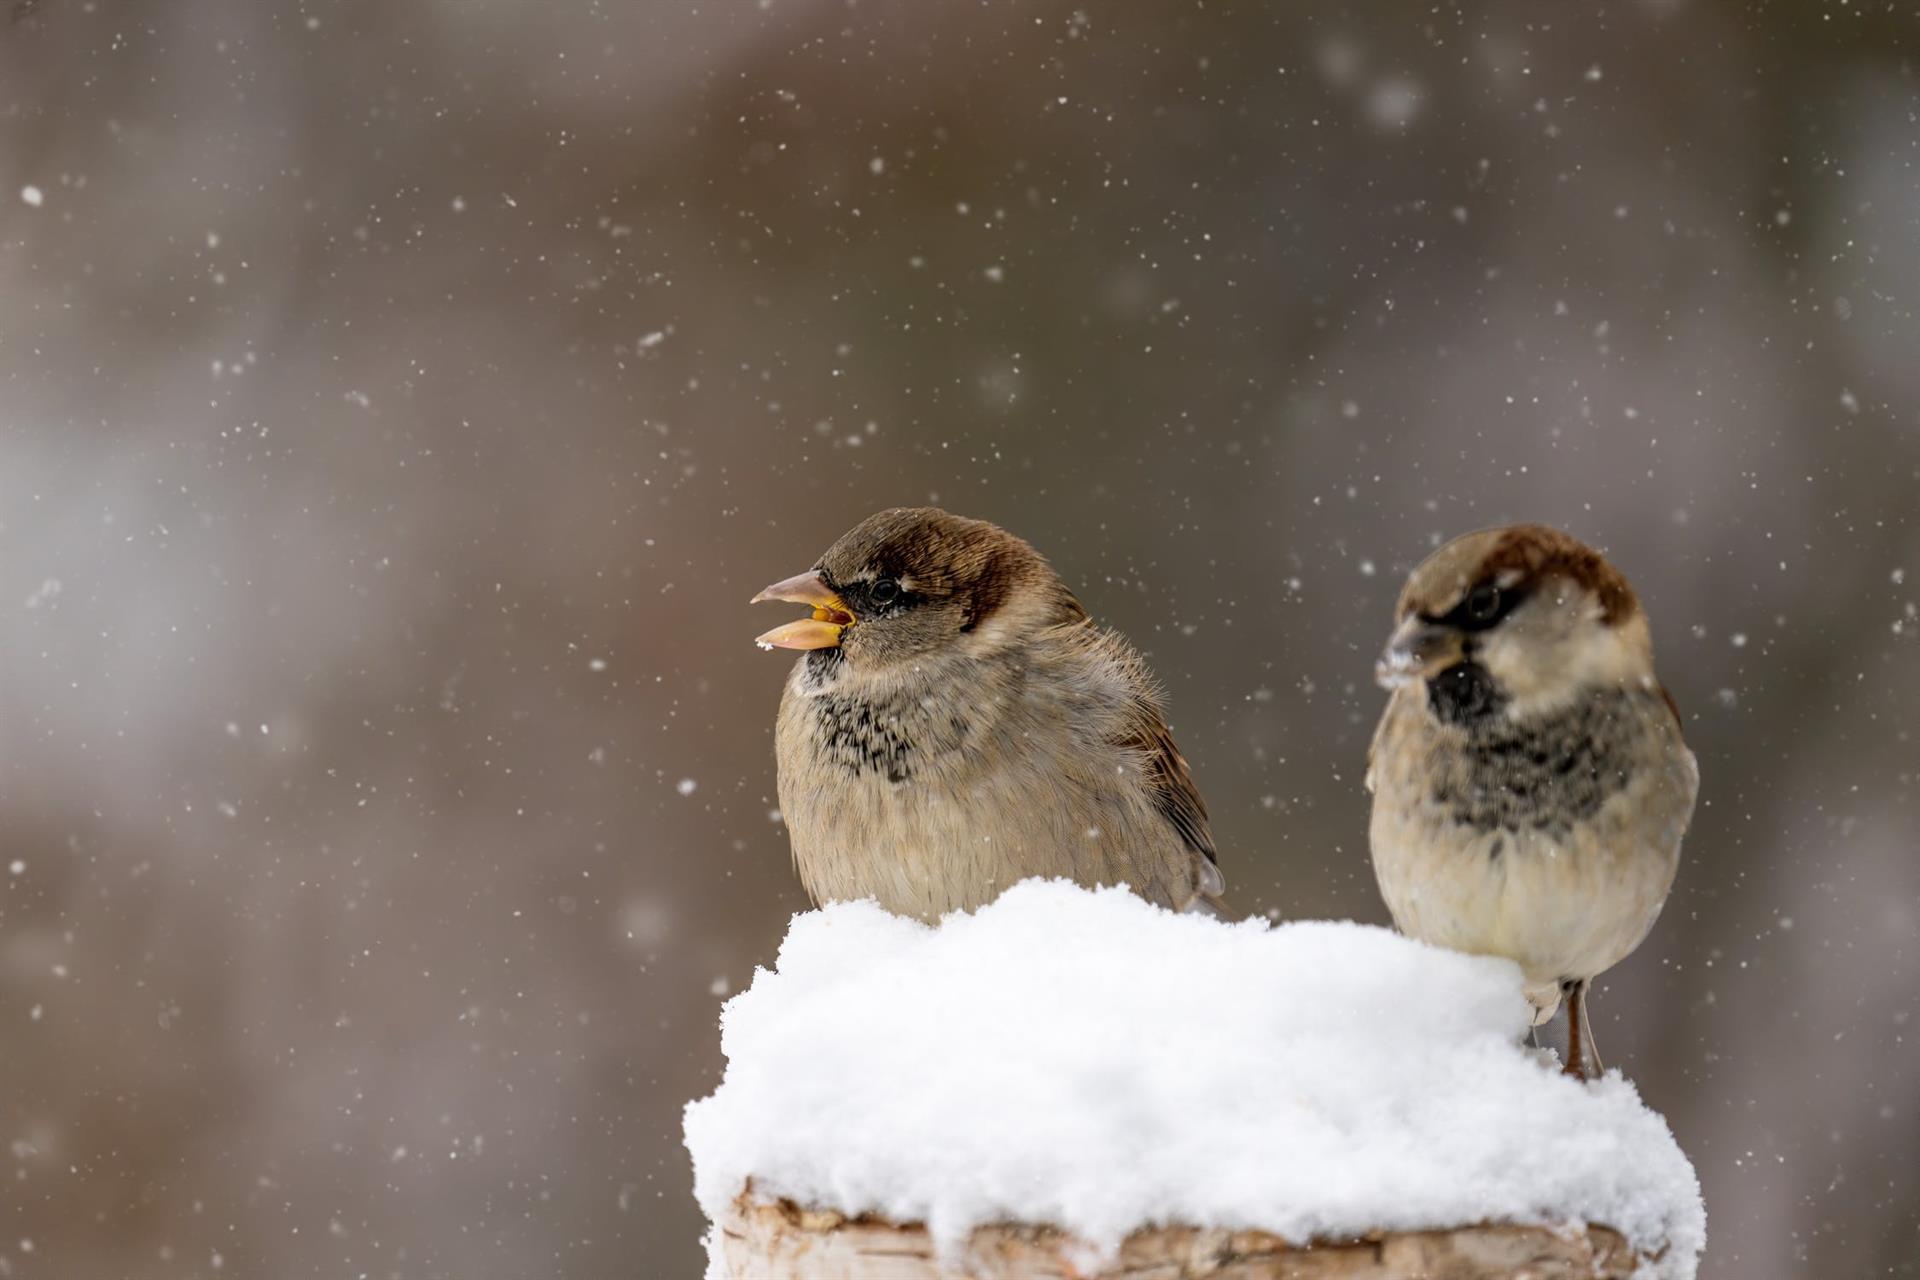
[955,587,1066,659]
[1473,587,1647,713]
[960,610,1018,652]
[1559,625,1641,681]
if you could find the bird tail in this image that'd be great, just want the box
[1186,893,1236,922]
[1524,981,1563,1027]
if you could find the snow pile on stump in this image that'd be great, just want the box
[684,880,1705,1279]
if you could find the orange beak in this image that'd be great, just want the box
[751,570,855,650]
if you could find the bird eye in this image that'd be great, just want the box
[1466,583,1501,622]
[869,577,900,604]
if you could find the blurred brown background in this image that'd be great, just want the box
[2,1,1916,1276]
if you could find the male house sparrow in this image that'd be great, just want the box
[1366,525,1696,1079]
[752,507,1226,922]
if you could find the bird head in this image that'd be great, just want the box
[752,507,1084,679]
[1376,524,1657,723]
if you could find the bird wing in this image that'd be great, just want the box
[1136,717,1228,905]
[1658,682,1685,732]
[1364,688,1409,795]
[1054,620,1227,910]
[1097,632,1226,905]
[1129,710,1222,886]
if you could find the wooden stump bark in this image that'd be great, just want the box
[719,1193,1646,1279]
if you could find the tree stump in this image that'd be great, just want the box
[687,892,1703,1277]
[718,1192,1647,1279]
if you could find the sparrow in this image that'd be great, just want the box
[1365,524,1697,1079]
[751,507,1227,923]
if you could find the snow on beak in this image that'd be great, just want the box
[1375,615,1465,689]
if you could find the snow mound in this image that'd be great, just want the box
[684,879,1704,1278]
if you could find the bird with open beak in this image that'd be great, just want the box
[1365,524,1697,1079]
[752,507,1227,923]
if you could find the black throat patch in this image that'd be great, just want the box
[799,647,846,693]
[813,693,915,784]
[1427,659,1507,727]
[1430,685,1648,838]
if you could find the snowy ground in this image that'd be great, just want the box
[684,880,1704,1279]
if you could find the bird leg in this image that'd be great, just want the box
[1579,982,1605,1076]
[1561,979,1588,1080]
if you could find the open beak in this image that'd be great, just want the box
[1375,616,1464,689]
[751,570,855,650]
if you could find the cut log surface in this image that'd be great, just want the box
[720,1194,1645,1280]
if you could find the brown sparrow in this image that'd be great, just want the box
[1365,524,1697,1079]
[752,507,1226,922]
